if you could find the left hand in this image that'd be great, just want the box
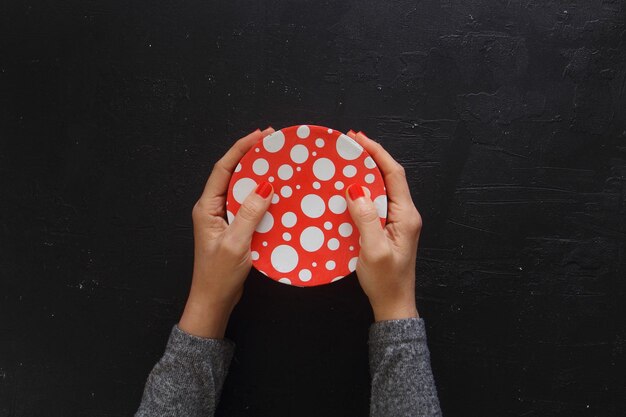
[178,127,275,338]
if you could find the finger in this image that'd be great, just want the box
[225,181,274,246]
[345,183,387,252]
[352,131,414,210]
[200,127,275,200]
[261,126,275,136]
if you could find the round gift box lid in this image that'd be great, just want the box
[226,124,387,287]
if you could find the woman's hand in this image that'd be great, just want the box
[178,127,275,339]
[344,130,422,322]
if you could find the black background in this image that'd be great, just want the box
[1,1,625,416]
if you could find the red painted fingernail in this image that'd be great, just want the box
[347,183,365,201]
[255,181,273,199]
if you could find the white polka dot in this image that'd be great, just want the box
[251,251,260,260]
[255,148,260,153]
[325,260,336,270]
[312,151,317,156]
[323,221,332,230]
[298,269,312,282]
[327,128,333,133]
[278,277,292,285]
[296,166,301,171]
[365,173,375,183]
[262,241,268,247]
[349,246,354,250]
[268,176,275,182]
[328,195,347,214]
[283,232,292,241]
[331,276,344,282]
[348,257,358,272]
[334,181,344,190]
[315,138,325,148]
[336,134,363,160]
[271,245,299,273]
[343,165,357,178]
[290,144,309,164]
[235,163,242,172]
[252,158,269,175]
[327,238,339,250]
[296,184,301,189]
[233,178,257,204]
[272,194,280,204]
[278,164,293,180]
[312,262,317,267]
[364,156,376,169]
[263,131,285,153]
[281,212,297,228]
[313,158,335,181]
[374,195,388,218]
[297,125,310,138]
[226,210,235,224]
[255,212,274,233]
[313,181,321,189]
[301,194,326,218]
[300,226,324,252]
[339,222,353,237]
[281,186,293,198]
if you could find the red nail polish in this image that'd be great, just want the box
[255,181,272,198]
[347,183,365,201]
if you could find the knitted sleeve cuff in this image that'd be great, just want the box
[368,317,427,346]
[164,324,236,362]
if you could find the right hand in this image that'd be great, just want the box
[344,130,422,322]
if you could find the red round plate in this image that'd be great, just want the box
[226,124,387,287]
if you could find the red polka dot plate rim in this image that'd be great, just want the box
[226,125,387,287]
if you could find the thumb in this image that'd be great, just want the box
[226,181,274,246]
[345,183,386,252]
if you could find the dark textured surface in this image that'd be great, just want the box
[1,1,625,416]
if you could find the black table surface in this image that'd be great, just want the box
[1,1,625,416]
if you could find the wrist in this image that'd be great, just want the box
[178,296,234,339]
[371,299,419,322]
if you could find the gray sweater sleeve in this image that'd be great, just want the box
[136,318,441,417]
[135,325,235,417]
[368,317,442,417]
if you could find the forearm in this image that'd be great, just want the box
[135,325,235,417]
[368,318,442,417]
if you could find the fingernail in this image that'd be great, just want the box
[347,183,365,201]
[255,181,273,199]
[266,125,273,130]
[254,128,261,133]
[357,130,368,138]
[347,129,356,135]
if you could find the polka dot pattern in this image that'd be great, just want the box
[226,125,387,287]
